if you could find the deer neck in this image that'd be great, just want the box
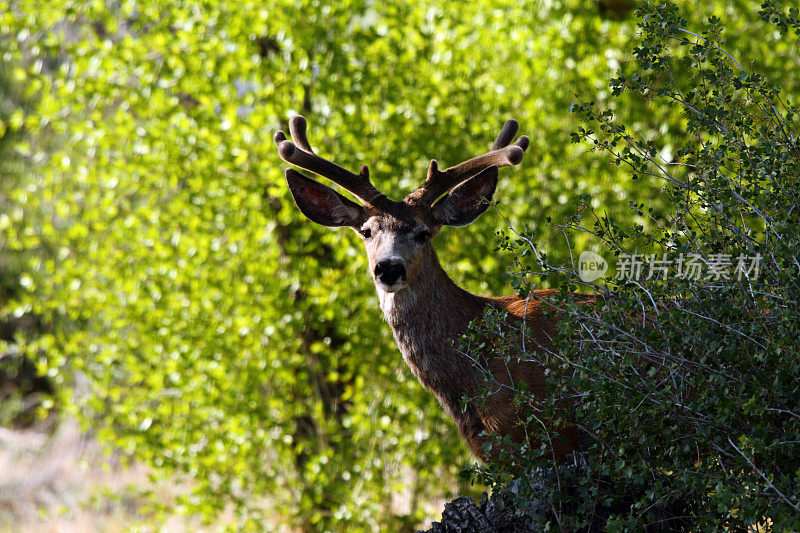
[376,246,488,412]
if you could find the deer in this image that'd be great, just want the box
[274,115,581,465]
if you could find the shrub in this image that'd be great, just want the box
[466,2,800,530]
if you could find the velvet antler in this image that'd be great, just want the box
[274,115,387,206]
[406,119,529,205]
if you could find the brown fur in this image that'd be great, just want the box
[379,247,582,463]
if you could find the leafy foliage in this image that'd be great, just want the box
[465,2,800,530]
[1,0,798,529]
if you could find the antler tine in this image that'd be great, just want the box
[491,118,519,150]
[408,119,529,205]
[274,115,386,206]
[288,115,315,153]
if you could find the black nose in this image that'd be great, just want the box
[374,261,406,285]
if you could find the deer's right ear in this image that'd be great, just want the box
[286,169,365,227]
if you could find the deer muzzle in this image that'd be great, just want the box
[374,260,407,286]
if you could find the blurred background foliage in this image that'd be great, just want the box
[0,0,797,530]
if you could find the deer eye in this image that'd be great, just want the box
[414,230,431,243]
[359,228,372,239]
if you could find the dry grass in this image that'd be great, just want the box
[0,417,454,532]
[0,419,198,533]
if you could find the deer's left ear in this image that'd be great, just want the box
[431,166,498,226]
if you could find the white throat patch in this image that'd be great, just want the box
[377,283,417,320]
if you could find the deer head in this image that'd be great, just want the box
[274,115,529,293]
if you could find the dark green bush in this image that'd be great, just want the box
[466,2,800,530]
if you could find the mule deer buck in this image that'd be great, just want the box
[274,115,580,464]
